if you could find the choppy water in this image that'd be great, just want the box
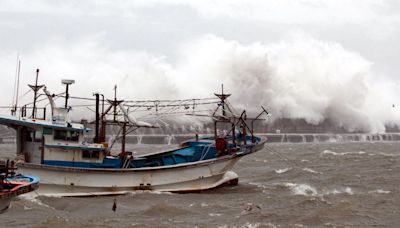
[0,142,399,227]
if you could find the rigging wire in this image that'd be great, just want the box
[43,93,219,104]
[124,100,219,108]
[23,92,65,106]
[123,97,219,103]
[0,89,31,114]
[137,109,215,120]
[264,144,320,181]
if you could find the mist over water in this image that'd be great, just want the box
[0,32,399,132]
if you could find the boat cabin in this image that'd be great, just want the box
[0,115,122,168]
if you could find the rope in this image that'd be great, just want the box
[200,144,213,160]
[264,144,319,180]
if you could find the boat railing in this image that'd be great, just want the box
[19,105,47,120]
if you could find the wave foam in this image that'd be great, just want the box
[368,189,391,194]
[279,183,356,196]
[322,150,366,156]
[325,187,354,195]
[275,167,292,174]
[283,183,318,196]
[302,168,322,174]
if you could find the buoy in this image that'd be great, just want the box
[112,198,117,212]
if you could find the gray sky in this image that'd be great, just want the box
[1,1,399,74]
[1,0,400,132]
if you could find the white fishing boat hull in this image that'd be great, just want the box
[18,155,242,197]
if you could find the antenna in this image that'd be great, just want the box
[15,60,21,115]
[62,79,75,109]
[11,56,21,116]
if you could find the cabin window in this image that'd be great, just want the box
[43,127,53,135]
[54,130,67,140]
[68,131,80,141]
[54,130,80,142]
[82,150,100,159]
[34,131,43,142]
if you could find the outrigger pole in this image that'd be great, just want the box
[188,85,269,150]
[96,85,156,153]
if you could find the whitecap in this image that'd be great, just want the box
[368,189,391,194]
[274,167,292,174]
[377,152,400,157]
[241,222,277,228]
[302,168,322,174]
[322,150,366,156]
[248,182,267,189]
[283,183,318,196]
[343,187,354,195]
[241,223,261,228]
[324,187,353,195]
[322,150,340,155]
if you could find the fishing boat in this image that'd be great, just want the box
[0,70,267,196]
[0,160,39,213]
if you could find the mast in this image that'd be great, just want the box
[102,85,125,151]
[94,93,100,143]
[99,93,106,143]
[214,84,231,118]
[100,85,154,152]
[113,85,118,122]
[28,69,44,118]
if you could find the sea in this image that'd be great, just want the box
[0,141,399,227]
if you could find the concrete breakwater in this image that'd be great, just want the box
[105,133,400,145]
[3,133,400,145]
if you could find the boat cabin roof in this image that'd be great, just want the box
[0,114,88,132]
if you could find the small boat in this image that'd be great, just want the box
[0,72,268,196]
[0,160,39,213]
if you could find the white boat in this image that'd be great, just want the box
[0,78,267,197]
